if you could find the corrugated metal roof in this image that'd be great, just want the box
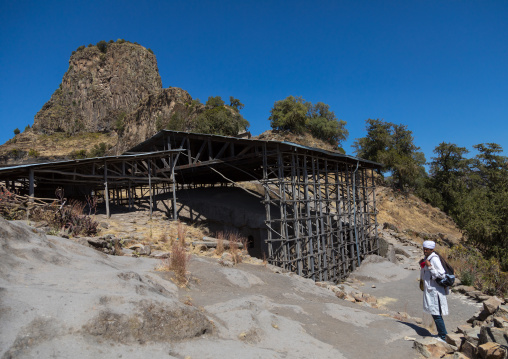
[128,130,383,168]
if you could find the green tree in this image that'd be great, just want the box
[425,142,469,212]
[96,40,108,53]
[205,96,225,108]
[353,119,426,190]
[13,128,20,135]
[195,96,249,136]
[269,96,308,134]
[306,102,348,146]
[229,97,244,112]
[268,96,348,147]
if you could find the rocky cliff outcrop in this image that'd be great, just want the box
[114,87,204,153]
[33,42,163,134]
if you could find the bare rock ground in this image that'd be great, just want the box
[0,217,481,359]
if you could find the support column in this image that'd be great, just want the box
[28,169,34,202]
[148,160,153,220]
[104,162,110,218]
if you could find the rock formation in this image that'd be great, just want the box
[33,41,164,135]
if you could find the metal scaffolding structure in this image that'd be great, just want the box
[1,130,381,282]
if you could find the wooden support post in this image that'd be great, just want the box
[172,154,177,220]
[303,155,315,280]
[28,169,34,202]
[291,153,303,276]
[104,162,110,218]
[128,180,132,210]
[263,144,273,262]
[148,160,153,220]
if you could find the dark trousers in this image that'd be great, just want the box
[432,296,447,340]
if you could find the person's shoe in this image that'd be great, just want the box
[436,337,446,343]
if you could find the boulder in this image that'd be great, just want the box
[446,332,465,349]
[413,337,455,358]
[479,326,508,346]
[477,342,507,359]
[461,340,478,359]
[464,326,482,346]
[484,297,504,315]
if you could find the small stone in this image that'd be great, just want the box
[371,285,376,288]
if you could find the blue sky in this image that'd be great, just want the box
[1,0,507,163]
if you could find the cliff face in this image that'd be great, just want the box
[33,42,163,134]
[115,87,204,153]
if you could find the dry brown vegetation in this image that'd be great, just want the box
[375,186,463,243]
[0,131,118,162]
[255,130,341,153]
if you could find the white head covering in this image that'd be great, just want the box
[423,240,436,249]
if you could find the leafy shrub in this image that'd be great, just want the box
[108,39,114,44]
[447,244,508,296]
[195,96,249,136]
[115,111,127,133]
[28,149,39,158]
[269,96,348,147]
[13,128,20,135]
[88,142,108,157]
[148,48,153,54]
[70,149,87,159]
[76,45,85,52]
[96,40,108,53]
[9,148,21,158]
[116,39,126,44]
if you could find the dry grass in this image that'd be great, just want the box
[227,231,243,265]
[375,187,463,243]
[216,232,225,256]
[158,240,191,286]
[0,131,118,160]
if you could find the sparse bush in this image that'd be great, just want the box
[9,148,21,158]
[227,231,245,264]
[116,39,126,44]
[76,45,85,52]
[216,232,225,256]
[447,244,508,297]
[177,221,186,246]
[164,239,190,286]
[70,149,87,159]
[108,39,114,44]
[1,188,98,237]
[96,40,108,53]
[147,48,153,54]
[88,142,108,157]
[24,124,30,132]
[115,111,127,134]
[28,149,39,158]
